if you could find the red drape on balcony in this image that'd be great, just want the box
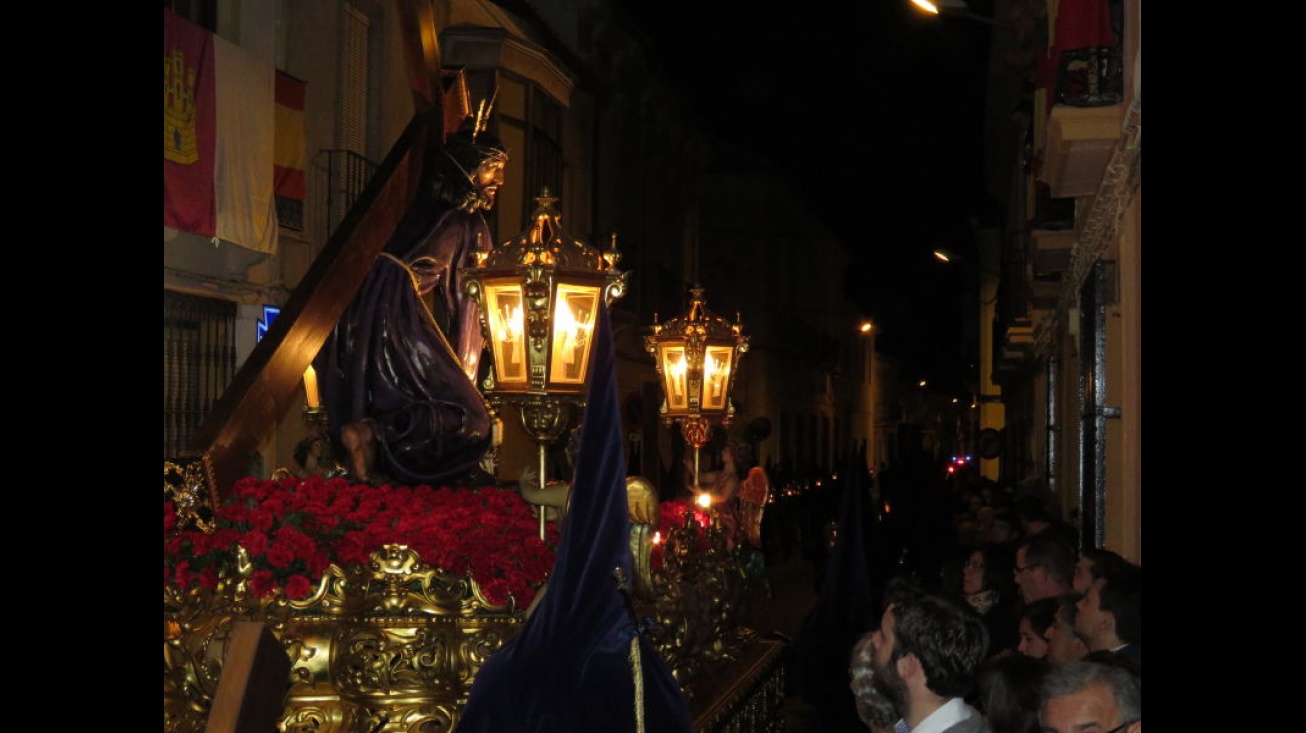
[1038,0,1117,111]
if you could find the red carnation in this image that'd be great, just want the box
[238,530,270,557]
[249,570,277,598]
[284,574,314,600]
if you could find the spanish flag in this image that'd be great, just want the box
[164,9,277,254]
[274,71,307,203]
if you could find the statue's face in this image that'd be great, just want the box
[471,157,506,211]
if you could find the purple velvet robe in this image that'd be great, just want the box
[313,188,493,486]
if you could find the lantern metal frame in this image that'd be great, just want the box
[645,286,749,490]
[464,188,627,537]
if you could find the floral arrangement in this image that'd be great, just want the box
[164,475,559,607]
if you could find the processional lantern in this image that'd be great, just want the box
[645,286,748,490]
[464,187,627,537]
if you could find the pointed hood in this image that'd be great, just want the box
[818,445,877,619]
[792,446,882,730]
[458,301,693,733]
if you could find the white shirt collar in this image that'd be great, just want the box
[907,697,983,733]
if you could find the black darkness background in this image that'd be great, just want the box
[618,1,1001,396]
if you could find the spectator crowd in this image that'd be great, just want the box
[797,461,1142,733]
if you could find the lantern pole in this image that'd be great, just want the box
[681,415,711,490]
[464,188,627,542]
[538,442,547,540]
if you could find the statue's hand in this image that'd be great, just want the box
[518,467,571,522]
[518,466,538,493]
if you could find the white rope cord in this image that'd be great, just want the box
[630,635,645,733]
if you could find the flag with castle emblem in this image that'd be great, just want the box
[164,9,277,254]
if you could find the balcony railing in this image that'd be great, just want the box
[1037,0,1127,199]
[1051,44,1123,109]
[307,149,379,247]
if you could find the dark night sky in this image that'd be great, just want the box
[618,1,999,395]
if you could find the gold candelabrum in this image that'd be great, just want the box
[463,188,627,540]
[265,370,347,481]
[302,403,329,444]
[645,286,749,492]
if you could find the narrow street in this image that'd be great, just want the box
[739,552,822,732]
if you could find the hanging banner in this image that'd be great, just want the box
[164,9,277,253]
[1038,0,1122,110]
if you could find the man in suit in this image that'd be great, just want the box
[865,578,992,733]
[1014,531,1077,604]
[1074,561,1142,669]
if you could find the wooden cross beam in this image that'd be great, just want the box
[187,0,446,507]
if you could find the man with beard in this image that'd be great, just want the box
[850,630,900,733]
[866,579,991,733]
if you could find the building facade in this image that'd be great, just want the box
[979,0,1141,561]
[163,0,879,502]
[166,1,1143,563]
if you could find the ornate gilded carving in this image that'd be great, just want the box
[166,504,773,732]
[635,510,754,689]
[164,457,217,534]
[164,544,522,733]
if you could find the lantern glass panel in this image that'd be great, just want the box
[702,346,734,411]
[659,344,689,412]
[485,280,528,386]
[549,283,601,386]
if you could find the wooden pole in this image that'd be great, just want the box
[186,0,446,505]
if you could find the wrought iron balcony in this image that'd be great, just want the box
[307,148,379,245]
[1037,0,1126,199]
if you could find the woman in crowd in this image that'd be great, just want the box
[959,543,1021,658]
[1015,596,1058,660]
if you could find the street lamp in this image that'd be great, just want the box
[645,286,749,491]
[464,187,627,538]
[910,0,1006,28]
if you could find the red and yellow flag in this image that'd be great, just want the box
[274,71,307,202]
